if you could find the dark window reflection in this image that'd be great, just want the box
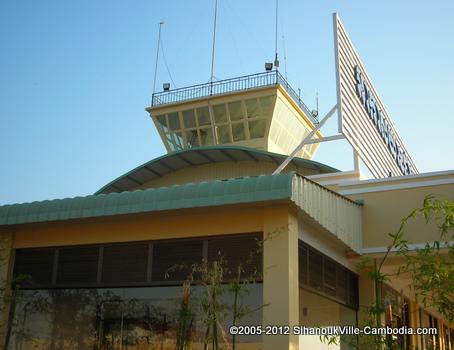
[9,285,262,350]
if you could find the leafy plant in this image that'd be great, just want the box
[167,232,274,350]
[321,196,453,350]
[176,280,195,350]
[397,196,453,323]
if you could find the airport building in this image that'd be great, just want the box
[0,13,452,350]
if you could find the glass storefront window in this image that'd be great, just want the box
[8,284,263,350]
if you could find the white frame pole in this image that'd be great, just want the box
[273,104,338,175]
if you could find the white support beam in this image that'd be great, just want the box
[273,104,338,175]
[303,134,345,145]
[353,149,359,171]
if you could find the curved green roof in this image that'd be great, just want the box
[0,171,361,253]
[0,173,294,226]
[95,146,338,195]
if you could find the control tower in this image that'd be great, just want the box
[146,70,321,159]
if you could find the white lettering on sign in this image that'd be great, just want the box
[354,66,410,175]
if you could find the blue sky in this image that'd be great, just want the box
[1,0,453,204]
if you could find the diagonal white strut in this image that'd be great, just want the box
[272,104,338,175]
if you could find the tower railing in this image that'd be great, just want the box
[151,71,318,123]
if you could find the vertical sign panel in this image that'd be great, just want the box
[333,13,418,178]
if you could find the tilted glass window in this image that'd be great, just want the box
[248,119,267,139]
[228,101,244,121]
[245,98,260,119]
[196,107,211,126]
[259,96,274,114]
[167,112,181,131]
[216,124,232,144]
[156,115,168,132]
[231,121,246,142]
[200,127,214,146]
[185,129,200,148]
[213,104,228,123]
[182,109,197,128]
[167,131,184,151]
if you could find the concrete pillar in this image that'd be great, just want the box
[0,230,14,349]
[409,301,421,350]
[262,206,299,350]
[357,269,376,325]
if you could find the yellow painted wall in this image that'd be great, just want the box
[262,207,299,350]
[136,160,320,190]
[346,183,454,248]
[12,205,270,249]
[268,88,320,159]
[299,289,356,326]
[307,171,363,192]
[357,269,376,325]
[340,172,454,194]
[299,219,357,271]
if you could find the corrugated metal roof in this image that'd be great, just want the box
[95,146,339,195]
[0,173,294,226]
[291,176,362,253]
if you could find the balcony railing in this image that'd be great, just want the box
[151,70,318,124]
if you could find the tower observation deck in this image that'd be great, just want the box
[146,70,322,160]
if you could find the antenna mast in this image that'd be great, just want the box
[210,0,219,90]
[316,92,319,113]
[282,27,288,80]
[274,0,279,69]
[152,22,164,96]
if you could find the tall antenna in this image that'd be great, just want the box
[274,0,279,69]
[152,22,164,96]
[210,0,219,90]
[281,25,288,80]
[316,92,319,114]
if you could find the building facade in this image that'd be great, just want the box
[0,70,453,350]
